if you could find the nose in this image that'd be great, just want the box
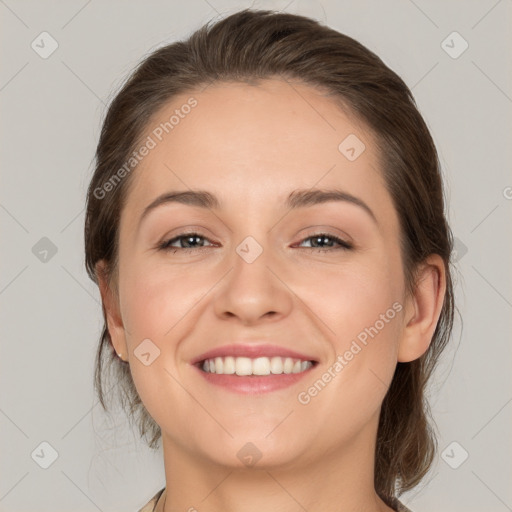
[212,240,293,326]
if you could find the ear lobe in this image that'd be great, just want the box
[397,254,446,362]
[95,260,128,358]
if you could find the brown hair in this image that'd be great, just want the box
[84,8,455,504]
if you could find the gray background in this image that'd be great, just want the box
[1,1,511,511]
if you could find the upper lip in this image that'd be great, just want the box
[190,344,318,365]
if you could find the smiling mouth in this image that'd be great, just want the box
[198,356,317,376]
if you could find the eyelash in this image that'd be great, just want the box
[157,232,353,253]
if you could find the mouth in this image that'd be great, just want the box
[191,345,319,394]
[197,355,317,376]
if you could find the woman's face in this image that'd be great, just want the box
[105,78,412,468]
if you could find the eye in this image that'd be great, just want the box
[295,233,353,252]
[157,232,215,252]
[157,231,353,253]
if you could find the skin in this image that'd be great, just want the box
[96,78,446,512]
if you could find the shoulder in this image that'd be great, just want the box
[137,488,165,512]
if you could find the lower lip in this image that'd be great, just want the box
[193,364,315,394]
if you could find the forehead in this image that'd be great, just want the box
[122,78,394,227]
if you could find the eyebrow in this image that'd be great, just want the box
[138,187,378,228]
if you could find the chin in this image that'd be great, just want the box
[194,432,310,471]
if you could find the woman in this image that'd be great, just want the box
[85,8,454,512]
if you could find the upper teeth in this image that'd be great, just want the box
[201,356,313,375]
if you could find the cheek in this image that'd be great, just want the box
[296,296,402,444]
[295,256,403,410]
[119,257,207,342]
[118,264,209,437]
[299,254,403,348]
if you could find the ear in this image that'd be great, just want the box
[95,260,128,360]
[398,254,447,362]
